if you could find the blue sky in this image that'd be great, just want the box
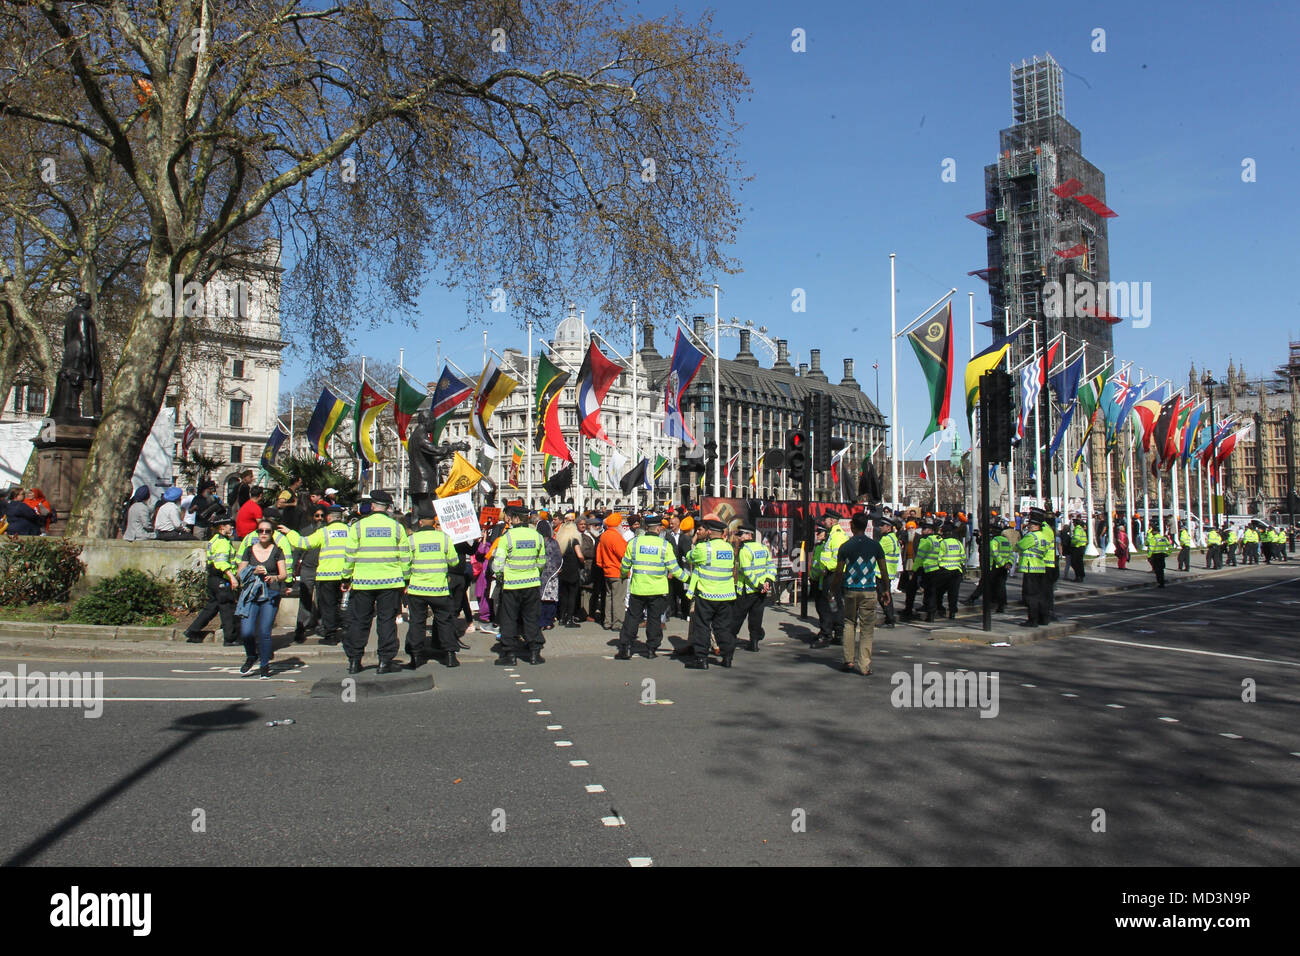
[281,0,1300,449]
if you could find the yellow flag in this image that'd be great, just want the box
[436,452,484,498]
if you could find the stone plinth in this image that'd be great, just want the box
[32,420,96,536]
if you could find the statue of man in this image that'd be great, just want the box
[50,292,102,422]
[408,408,442,508]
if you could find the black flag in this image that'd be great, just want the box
[619,459,648,495]
[858,460,882,503]
[543,463,573,498]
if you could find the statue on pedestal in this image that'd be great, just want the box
[407,407,470,511]
[49,292,102,424]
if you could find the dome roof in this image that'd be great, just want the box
[554,308,587,345]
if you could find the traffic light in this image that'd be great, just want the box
[813,393,834,470]
[787,429,808,484]
[980,369,1013,463]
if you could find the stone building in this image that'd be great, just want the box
[1207,347,1300,520]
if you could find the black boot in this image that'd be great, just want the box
[684,654,709,670]
[528,648,546,665]
[443,651,460,667]
[346,658,362,674]
[614,647,632,660]
[185,631,205,644]
[377,660,405,674]
[494,654,517,666]
[746,638,759,652]
[719,652,733,668]
[643,646,657,660]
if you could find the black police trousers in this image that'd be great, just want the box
[188,572,236,641]
[1022,573,1049,625]
[690,597,735,658]
[407,594,457,658]
[619,592,668,651]
[732,591,768,644]
[346,587,402,663]
[499,586,543,653]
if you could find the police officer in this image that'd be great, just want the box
[986,521,1013,612]
[1146,526,1173,586]
[615,513,686,660]
[815,511,849,644]
[1223,524,1237,566]
[496,506,547,666]
[405,501,459,669]
[301,504,351,645]
[734,525,775,651]
[1016,509,1050,626]
[342,489,411,674]
[685,518,737,669]
[184,511,239,644]
[928,522,965,621]
[293,503,327,642]
[876,516,901,627]
[915,520,942,620]
[1205,525,1222,569]
[1176,522,1192,571]
[1042,512,1060,620]
[1070,517,1088,583]
[1242,523,1259,564]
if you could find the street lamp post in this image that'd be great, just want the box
[1284,410,1296,551]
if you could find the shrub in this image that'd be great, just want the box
[0,537,86,605]
[69,568,173,627]
[166,567,209,612]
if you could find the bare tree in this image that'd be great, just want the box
[0,0,747,535]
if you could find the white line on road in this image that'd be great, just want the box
[1220,733,1242,739]
[10,696,252,703]
[1090,577,1300,629]
[569,759,589,767]
[546,725,562,730]
[527,698,541,703]
[627,857,653,866]
[100,676,297,683]
[585,784,606,794]
[1070,635,1300,668]
[1159,717,1179,722]
[536,710,551,715]
[601,816,626,827]
[1106,704,1125,709]
[554,740,572,747]
[1062,693,1079,698]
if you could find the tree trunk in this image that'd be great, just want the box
[64,254,187,536]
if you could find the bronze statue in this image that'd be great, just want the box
[50,292,102,423]
[407,407,469,508]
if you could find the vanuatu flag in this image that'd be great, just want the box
[393,374,427,447]
[353,381,390,465]
[534,352,573,460]
[908,302,953,439]
[306,387,350,459]
[469,359,518,458]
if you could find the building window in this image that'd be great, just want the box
[230,444,243,463]
[24,385,46,415]
[229,399,246,428]
[10,385,22,414]
[232,358,245,379]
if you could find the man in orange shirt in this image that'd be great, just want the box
[596,513,629,632]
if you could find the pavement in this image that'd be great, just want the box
[0,560,1295,866]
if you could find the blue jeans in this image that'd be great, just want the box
[241,597,281,668]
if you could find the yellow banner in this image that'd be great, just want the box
[436,452,484,498]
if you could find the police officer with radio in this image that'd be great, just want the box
[496,506,548,666]
[616,513,687,660]
[301,504,351,645]
[341,490,411,674]
[406,501,460,668]
[184,511,239,644]
[734,525,776,651]
[685,518,738,669]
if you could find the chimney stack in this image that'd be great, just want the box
[840,358,860,389]
[736,328,758,366]
[798,362,809,378]
[806,348,828,382]
[774,339,793,373]
[693,316,708,341]
[640,320,660,359]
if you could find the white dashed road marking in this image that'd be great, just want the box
[546,724,562,730]
[585,784,606,794]
[1159,717,1179,723]
[554,740,573,747]
[628,857,653,867]
[1070,635,1300,668]
[601,816,626,827]
[569,760,589,767]
[1220,733,1242,739]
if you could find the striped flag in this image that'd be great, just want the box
[509,443,523,489]
[353,381,390,466]
[182,415,199,456]
[430,366,474,445]
[576,339,621,444]
[534,352,573,460]
[653,454,669,481]
[306,387,350,459]
[469,359,518,458]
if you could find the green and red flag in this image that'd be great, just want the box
[534,352,573,461]
[393,373,427,447]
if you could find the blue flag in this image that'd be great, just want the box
[259,424,288,474]
[663,329,706,442]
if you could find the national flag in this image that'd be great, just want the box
[587,448,601,489]
[306,387,350,459]
[1215,422,1252,463]
[353,381,390,465]
[725,450,741,490]
[509,443,523,489]
[907,302,954,439]
[749,452,766,490]
[619,459,649,496]
[469,359,518,458]
[1170,400,1195,463]
[182,416,199,457]
[1016,361,1041,442]
[391,374,427,448]
[1100,374,1134,450]
[829,446,848,486]
[1131,385,1167,453]
[435,452,484,498]
[576,339,622,444]
[919,454,931,482]
[1048,355,1084,408]
[964,326,1024,431]
[1078,367,1111,424]
[1154,395,1182,465]
[662,330,707,443]
[653,454,670,481]
[604,449,627,490]
[429,366,474,445]
[534,352,573,461]
[543,463,573,498]
[542,453,554,478]
[259,423,288,474]
[1201,417,1235,464]
[1047,401,1076,460]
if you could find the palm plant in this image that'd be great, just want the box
[178,450,225,484]
[264,454,358,503]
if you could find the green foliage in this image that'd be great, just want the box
[0,603,71,623]
[165,567,208,613]
[69,568,173,627]
[266,454,358,503]
[179,449,226,484]
[0,537,86,605]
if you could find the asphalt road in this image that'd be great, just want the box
[1,563,1296,866]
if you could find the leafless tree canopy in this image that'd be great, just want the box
[0,0,748,535]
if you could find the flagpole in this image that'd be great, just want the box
[1031,322,1042,506]
[969,291,979,523]
[712,283,721,499]
[932,435,939,513]
[397,348,407,512]
[526,318,534,507]
[1003,307,1015,517]
[357,355,366,490]
[890,253,898,507]
[631,300,639,511]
